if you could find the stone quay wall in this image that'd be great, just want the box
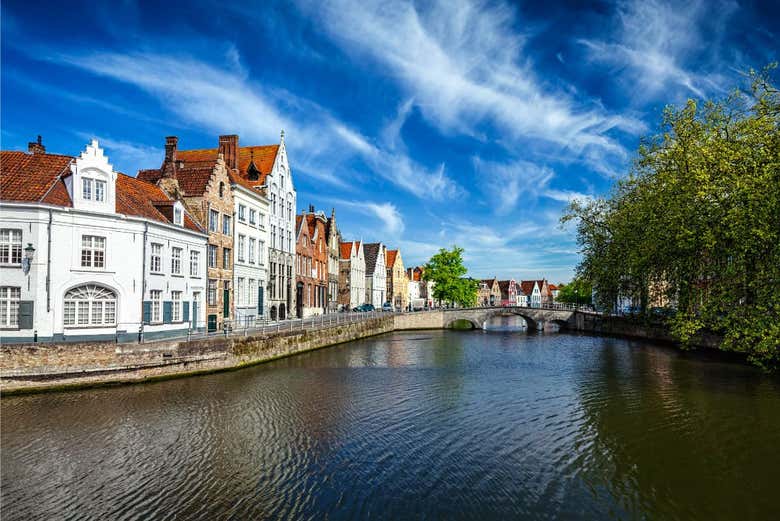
[1,316,394,394]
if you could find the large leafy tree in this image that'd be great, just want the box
[563,67,780,369]
[423,247,479,307]
[556,278,593,306]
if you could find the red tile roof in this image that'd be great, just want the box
[0,151,74,206]
[1,150,204,233]
[520,281,536,295]
[340,242,353,260]
[386,249,398,268]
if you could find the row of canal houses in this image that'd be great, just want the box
[477,278,559,308]
[0,134,422,343]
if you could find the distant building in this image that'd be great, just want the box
[339,240,365,309]
[478,278,501,306]
[295,207,328,317]
[325,209,341,313]
[385,249,408,311]
[549,284,560,302]
[498,279,518,306]
[363,243,386,307]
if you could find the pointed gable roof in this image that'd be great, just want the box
[363,242,383,275]
[520,281,537,295]
[386,249,398,268]
[340,241,354,260]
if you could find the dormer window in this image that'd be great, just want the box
[174,206,183,226]
[82,178,92,200]
[95,180,106,202]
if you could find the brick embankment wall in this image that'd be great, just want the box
[0,316,394,395]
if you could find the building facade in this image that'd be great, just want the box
[363,243,386,308]
[325,209,340,313]
[0,139,207,343]
[140,132,296,323]
[521,281,542,308]
[339,241,365,309]
[498,279,518,307]
[295,208,328,318]
[232,181,270,326]
[478,278,501,306]
[385,249,408,311]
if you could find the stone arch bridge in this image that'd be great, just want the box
[394,306,579,332]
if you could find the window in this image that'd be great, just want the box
[208,280,217,305]
[63,284,116,327]
[208,245,217,268]
[271,225,276,249]
[82,178,92,200]
[219,182,225,198]
[150,290,162,323]
[287,231,292,252]
[0,229,22,265]
[223,248,231,269]
[150,243,162,273]
[171,247,182,275]
[259,241,265,264]
[249,238,256,264]
[0,287,20,328]
[272,194,277,215]
[209,210,219,232]
[237,277,244,306]
[248,278,255,305]
[190,250,200,277]
[223,215,232,236]
[287,201,292,221]
[95,180,106,202]
[249,209,256,225]
[81,236,106,268]
[238,235,246,262]
[259,212,265,227]
[172,291,182,322]
[174,206,183,225]
[238,204,246,221]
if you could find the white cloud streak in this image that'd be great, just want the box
[295,0,642,173]
[56,50,459,199]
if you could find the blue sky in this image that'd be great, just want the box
[2,0,777,282]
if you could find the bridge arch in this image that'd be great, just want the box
[483,310,537,331]
[445,318,482,330]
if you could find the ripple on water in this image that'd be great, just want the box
[2,330,780,520]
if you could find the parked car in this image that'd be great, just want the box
[352,304,375,312]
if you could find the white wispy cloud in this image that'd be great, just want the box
[579,0,737,100]
[54,50,459,199]
[295,0,642,173]
[321,197,405,238]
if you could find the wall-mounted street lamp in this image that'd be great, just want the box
[22,243,35,274]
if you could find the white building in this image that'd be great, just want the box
[0,139,208,343]
[363,242,386,308]
[232,180,270,326]
[339,240,365,309]
[521,281,542,308]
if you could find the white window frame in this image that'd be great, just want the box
[0,229,22,266]
[150,243,162,273]
[174,207,183,226]
[248,238,256,264]
[0,286,21,328]
[237,277,244,306]
[150,290,162,323]
[95,179,106,202]
[81,236,106,268]
[209,209,219,232]
[223,215,232,236]
[172,291,182,322]
[238,204,246,221]
[208,245,217,268]
[171,247,182,275]
[207,279,217,306]
[63,284,116,327]
[82,178,93,200]
[248,278,255,306]
[238,235,246,262]
[249,209,256,225]
[190,250,200,277]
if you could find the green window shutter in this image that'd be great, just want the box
[19,301,34,330]
[163,301,173,324]
[257,286,264,315]
[143,301,151,325]
[183,301,190,323]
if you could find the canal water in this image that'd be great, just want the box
[2,330,779,520]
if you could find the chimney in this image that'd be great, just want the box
[218,135,238,170]
[161,136,178,179]
[309,204,315,213]
[28,135,45,154]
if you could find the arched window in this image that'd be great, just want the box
[63,284,117,326]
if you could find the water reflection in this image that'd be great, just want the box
[483,314,528,332]
[2,331,779,520]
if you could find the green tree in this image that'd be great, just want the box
[423,246,479,307]
[563,66,780,369]
[557,278,593,306]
